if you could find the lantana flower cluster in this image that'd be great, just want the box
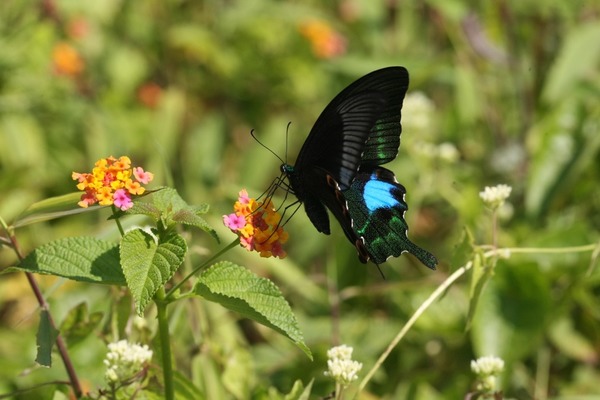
[223,189,288,259]
[72,156,154,211]
[299,19,347,59]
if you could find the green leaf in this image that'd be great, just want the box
[36,310,59,367]
[173,370,204,400]
[548,317,597,363]
[471,262,551,364]
[59,303,103,348]
[126,201,161,220]
[222,347,254,398]
[193,261,312,360]
[285,379,314,400]
[7,237,125,285]
[120,228,187,314]
[127,187,218,242]
[12,193,95,228]
[542,23,600,105]
[466,251,493,330]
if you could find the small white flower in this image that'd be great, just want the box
[479,184,512,210]
[471,355,504,394]
[412,141,438,159]
[471,355,504,376]
[437,142,460,163]
[476,375,498,392]
[402,92,435,136]
[327,344,354,361]
[324,344,363,386]
[104,340,153,384]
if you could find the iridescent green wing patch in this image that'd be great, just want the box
[343,166,437,269]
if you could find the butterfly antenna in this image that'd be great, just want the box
[250,129,285,164]
[285,121,292,163]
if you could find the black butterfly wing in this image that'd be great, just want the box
[284,67,436,268]
[343,166,438,269]
[286,67,409,236]
[293,67,409,190]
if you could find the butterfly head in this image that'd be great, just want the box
[280,163,294,175]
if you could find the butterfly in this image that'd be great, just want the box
[279,66,437,269]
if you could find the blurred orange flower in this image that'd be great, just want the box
[52,42,84,77]
[299,20,347,59]
[68,17,89,40]
[137,83,162,108]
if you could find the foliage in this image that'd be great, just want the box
[1,0,599,399]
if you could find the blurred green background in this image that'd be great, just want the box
[1,0,599,398]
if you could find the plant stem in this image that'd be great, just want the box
[353,243,598,396]
[0,218,83,398]
[111,206,125,236]
[155,287,174,400]
[166,238,239,299]
[491,209,498,249]
[354,264,470,396]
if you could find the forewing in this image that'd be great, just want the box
[294,67,409,189]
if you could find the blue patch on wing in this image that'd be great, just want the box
[363,179,398,211]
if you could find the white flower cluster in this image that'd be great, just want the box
[413,141,460,163]
[324,344,363,386]
[402,92,435,136]
[479,184,512,210]
[471,355,505,393]
[104,340,153,383]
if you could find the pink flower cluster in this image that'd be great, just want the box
[223,189,288,259]
[72,156,154,211]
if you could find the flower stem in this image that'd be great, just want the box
[111,206,125,236]
[155,287,174,400]
[354,264,470,396]
[0,217,82,398]
[353,243,599,397]
[166,238,239,299]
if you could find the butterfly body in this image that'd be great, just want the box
[282,67,437,269]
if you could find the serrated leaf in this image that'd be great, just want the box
[172,208,219,242]
[8,237,125,285]
[153,187,188,212]
[126,201,161,220]
[59,303,103,348]
[192,203,210,214]
[128,187,218,241]
[36,310,59,367]
[193,261,312,359]
[120,229,187,314]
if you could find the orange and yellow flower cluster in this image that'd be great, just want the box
[52,42,85,77]
[299,19,347,59]
[72,156,154,211]
[223,190,288,259]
